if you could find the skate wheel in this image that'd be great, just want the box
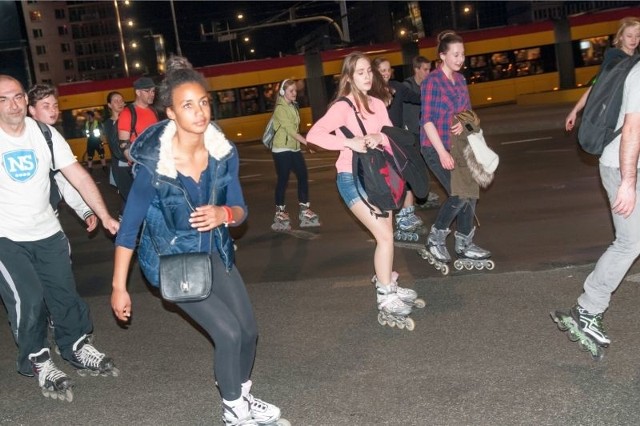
[440,264,450,275]
[485,260,495,271]
[476,262,484,271]
[405,317,415,331]
[63,389,74,402]
[427,256,435,265]
[464,261,473,271]
[591,347,604,361]
[377,312,387,326]
[396,320,405,330]
[567,329,580,342]
[550,312,569,331]
[411,234,419,242]
[414,298,426,309]
[453,259,463,271]
[417,249,429,260]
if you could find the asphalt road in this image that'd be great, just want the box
[3,103,640,425]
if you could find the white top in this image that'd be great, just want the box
[600,63,640,168]
[0,117,77,241]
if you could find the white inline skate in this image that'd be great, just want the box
[394,206,423,242]
[453,227,494,271]
[242,380,291,426]
[375,279,416,330]
[298,202,320,228]
[271,205,291,232]
[418,226,451,275]
[29,348,74,402]
[67,334,120,377]
[371,271,425,309]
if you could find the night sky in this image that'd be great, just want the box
[131,1,343,66]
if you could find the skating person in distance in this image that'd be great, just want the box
[269,78,320,231]
[0,75,120,402]
[552,42,640,361]
[111,55,287,425]
[418,31,492,275]
[306,52,421,330]
[565,17,640,132]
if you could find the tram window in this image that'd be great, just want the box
[59,107,107,140]
[263,83,278,112]
[467,55,490,83]
[577,36,610,67]
[239,87,260,116]
[513,48,544,77]
[213,90,238,119]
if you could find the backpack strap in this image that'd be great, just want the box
[127,103,138,138]
[34,120,62,209]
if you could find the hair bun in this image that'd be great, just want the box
[166,55,193,73]
[437,30,457,42]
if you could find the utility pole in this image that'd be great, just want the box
[169,0,182,56]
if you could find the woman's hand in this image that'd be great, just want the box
[438,150,455,170]
[450,121,464,136]
[363,133,383,149]
[111,288,131,322]
[346,137,367,153]
[190,205,227,231]
[565,111,577,131]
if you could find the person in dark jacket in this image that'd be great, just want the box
[111,55,286,426]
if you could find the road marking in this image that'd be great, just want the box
[502,137,553,145]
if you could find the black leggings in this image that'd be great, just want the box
[272,150,309,206]
[176,256,258,400]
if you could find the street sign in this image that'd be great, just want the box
[217,33,237,42]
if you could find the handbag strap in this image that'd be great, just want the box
[338,97,367,136]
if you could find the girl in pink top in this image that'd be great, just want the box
[307,52,418,324]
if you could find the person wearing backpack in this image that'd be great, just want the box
[419,31,492,276]
[551,56,640,360]
[270,78,320,231]
[27,84,97,231]
[117,76,159,162]
[565,17,640,132]
[307,52,421,330]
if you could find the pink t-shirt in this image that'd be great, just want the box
[306,95,392,173]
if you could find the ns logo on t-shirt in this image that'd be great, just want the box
[2,150,38,182]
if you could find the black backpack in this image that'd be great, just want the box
[379,125,429,199]
[339,98,406,218]
[34,120,62,209]
[578,53,640,155]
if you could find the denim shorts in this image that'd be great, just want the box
[336,172,366,208]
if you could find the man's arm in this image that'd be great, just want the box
[613,111,640,218]
[59,162,119,234]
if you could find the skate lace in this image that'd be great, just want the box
[75,343,105,369]
[275,211,289,221]
[34,358,67,387]
[301,208,317,219]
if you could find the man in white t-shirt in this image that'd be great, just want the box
[555,61,640,352]
[0,75,120,400]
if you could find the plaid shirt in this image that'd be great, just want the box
[419,67,471,150]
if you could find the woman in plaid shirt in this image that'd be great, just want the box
[419,31,491,271]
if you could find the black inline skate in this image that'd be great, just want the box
[29,348,74,402]
[67,334,120,377]
[550,304,608,361]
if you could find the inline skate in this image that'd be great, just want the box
[371,271,425,309]
[453,228,495,271]
[298,202,320,228]
[29,348,74,402]
[271,205,291,232]
[394,206,422,242]
[223,397,258,425]
[417,192,440,209]
[242,380,291,426]
[374,279,416,330]
[550,305,607,361]
[67,334,120,377]
[418,226,451,275]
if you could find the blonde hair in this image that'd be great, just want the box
[333,52,373,114]
[613,17,640,52]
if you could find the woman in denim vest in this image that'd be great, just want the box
[110,56,286,426]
